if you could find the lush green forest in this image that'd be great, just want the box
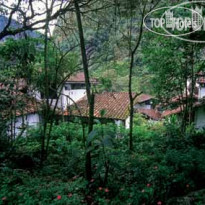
[1,0,205,204]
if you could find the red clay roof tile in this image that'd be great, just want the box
[162,107,183,117]
[65,92,154,120]
[66,72,98,83]
[137,108,161,120]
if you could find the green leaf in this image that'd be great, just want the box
[87,130,97,144]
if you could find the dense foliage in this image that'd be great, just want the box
[1,119,205,204]
[1,0,205,204]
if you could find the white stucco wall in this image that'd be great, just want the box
[134,103,152,110]
[195,107,205,129]
[199,87,205,98]
[48,98,64,109]
[114,120,124,127]
[125,117,130,129]
[45,85,87,111]
[8,113,40,137]
[28,89,42,101]
[62,88,86,109]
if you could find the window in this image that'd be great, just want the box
[70,83,85,90]
[145,100,152,105]
[65,84,71,90]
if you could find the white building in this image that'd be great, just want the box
[193,72,205,129]
[1,73,155,137]
[6,96,41,138]
[1,73,98,137]
[45,72,98,111]
[162,71,205,129]
[0,79,41,138]
[8,113,41,138]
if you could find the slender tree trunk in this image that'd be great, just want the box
[128,3,146,151]
[182,61,189,132]
[74,0,94,181]
[128,53,135,151]
[41,0,50,166]
[189,44,195,124]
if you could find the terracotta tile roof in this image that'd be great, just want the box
[197,76,205,84]
[0,78,27,91]
[66,72,98,83]
[15,96,41,117]
[170,94,198,103]
[65,92,154,120]
[136,94,153,103]
[0,79,40,117]
[161,107,183,117]
[1,93,41,118]
[194,100,205,108]
[196,71,205,84]
[161,100,205,118]
[197,71,204,75]
[137,109,161,120]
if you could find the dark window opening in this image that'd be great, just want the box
[70,83,86,90]
[145,100,151,105]
[65,84,71,90]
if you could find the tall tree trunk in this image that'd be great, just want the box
[128,3,146,151]
[41,0,50,166]
[128,53,135,151]
[189,44,195,124]
[74,0,94,181]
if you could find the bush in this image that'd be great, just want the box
[1,120,205,204]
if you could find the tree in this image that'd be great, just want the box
[143,33,205,130]
[74,0,95,181]
[0,0,73,40]
[112,0,161,150]
[0,37,41,140]
[56,0,115,181]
